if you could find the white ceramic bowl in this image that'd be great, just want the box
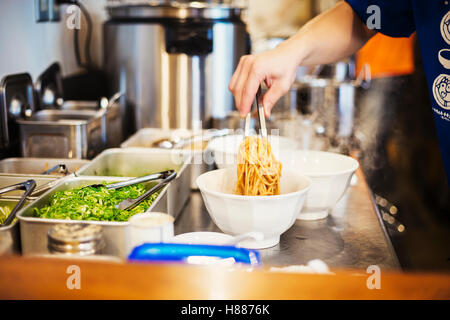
[196,167,311,249]
[207,134,298,169]
[279,150,359,220]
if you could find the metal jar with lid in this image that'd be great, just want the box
[47,223,105,256]
[104,0,249,135]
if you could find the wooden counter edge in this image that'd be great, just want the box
[0,255,449,300]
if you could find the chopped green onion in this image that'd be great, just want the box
[34,183,159,222]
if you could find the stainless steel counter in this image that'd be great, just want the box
[175,170,400,270]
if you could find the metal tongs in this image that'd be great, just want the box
[0,180,36,227]
[244,85,268,138]
[85,170,176,190]
[116,170,177,211]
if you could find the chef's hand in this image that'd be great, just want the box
[228,44,299,118]
[228,2,376,118]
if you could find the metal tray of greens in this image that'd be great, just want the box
[76,148,192,219]
[17,176,168,259]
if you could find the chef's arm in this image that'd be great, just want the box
[229,1,377,117]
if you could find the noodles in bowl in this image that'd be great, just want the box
[196,134,311,248]
[235,136,282,196]
[196,166,311,249]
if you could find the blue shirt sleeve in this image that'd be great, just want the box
[345,0,416,37]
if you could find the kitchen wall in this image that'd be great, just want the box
[0,0,335,81]
[246,0,312,40]
[0,0,106,81]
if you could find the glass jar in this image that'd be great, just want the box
[47,224,105,256]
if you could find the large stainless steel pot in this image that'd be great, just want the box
[104,0,249,135]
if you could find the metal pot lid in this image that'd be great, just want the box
[106,0,245,20]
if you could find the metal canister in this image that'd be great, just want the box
[104,0,249,134]
[47,224,105,256]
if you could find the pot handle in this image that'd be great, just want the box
[354,63,371,89]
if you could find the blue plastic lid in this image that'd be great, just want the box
[128,243,261,266]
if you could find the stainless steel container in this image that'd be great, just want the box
[17,109,105,159]
[0,175,57,198]
[120,128,212,189]
[61,100,123,148]
[76,148,192,218]
[0,158,90,176]
[104,0,249,134]
[17,176,168,259]
[0,198,28,255]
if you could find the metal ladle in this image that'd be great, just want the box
[152,128,231,149]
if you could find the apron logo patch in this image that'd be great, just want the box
[433,74,450,110]
[441,11,450,45]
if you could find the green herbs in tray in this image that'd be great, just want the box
[33,183,159,222]
[0,205,13,224]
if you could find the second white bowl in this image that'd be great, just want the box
[280,150,359,220]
